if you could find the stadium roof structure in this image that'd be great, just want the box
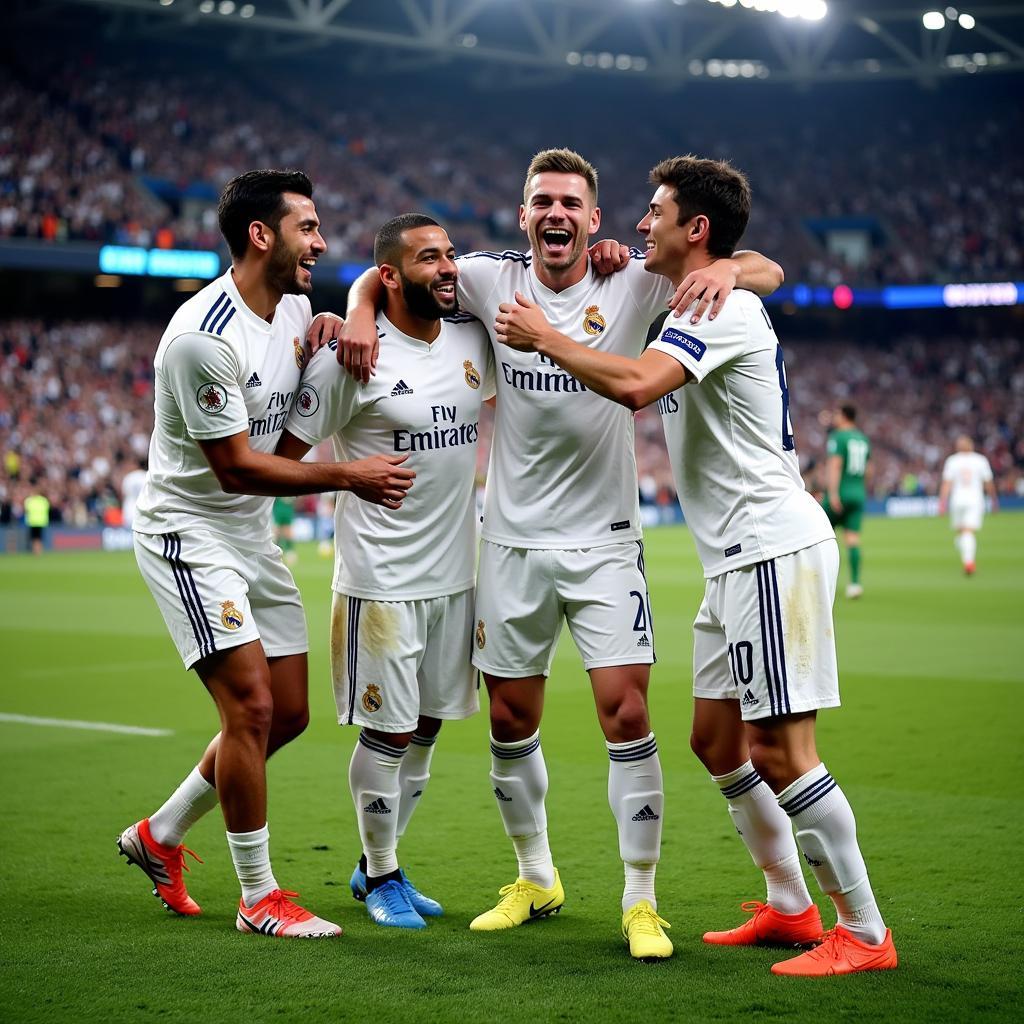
[21,0,1024,87]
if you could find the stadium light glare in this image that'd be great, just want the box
[959,13,975,29]
[566,51,581,65]
[240,3,255,16]
[198,0,214,13]
[945,6,958,18]
[159,0,175,7]
[218,1,236,14]
[923,11,946,30]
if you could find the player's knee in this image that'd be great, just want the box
[489,697,539,741]
[603,690,650,742]
[748,741,802,792]
[272,703,309,743]
[689,726,716,769]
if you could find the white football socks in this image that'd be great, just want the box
[712,760,812,916]
[957,532,977,566]
[779,763,887,945]
[489,731,555,889]
[397,732,436,842]
[148,766,219,848]
[607,733,663,912]
[226,824,278,906]
[349,731,405,878]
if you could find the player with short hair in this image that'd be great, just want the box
[822,405,871,599]
[939,435,997,575]
[118,169,415,938]
[340,149,783,959]
[495,154,897,976]
[278,213,494,930]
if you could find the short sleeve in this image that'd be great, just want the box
[623,251,675,321]
[942,458,955,481]
[162,332,248,440]
[481,335,497,401]
[647,301,750,383]
[980,457,994,481]
[285,344,365,446]
[826,435,839,457]
[455,253,506,318]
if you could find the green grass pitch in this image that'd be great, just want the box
[1,514,1022,1023]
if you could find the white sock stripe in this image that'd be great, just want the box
[358,730,408,759]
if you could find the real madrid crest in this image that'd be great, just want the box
[362,684,383,713]
[582,305,606,336]
[221,600,244,630]
[475,619,486,650]
[464,360,481,390]
[293,336,306,369]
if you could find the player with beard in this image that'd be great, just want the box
[336,150,783,959]
[278,214,494,929]
[120,170,415,938]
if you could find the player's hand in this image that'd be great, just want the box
[589,240,631,276]
[828,492,843,514]
[306,312,344,355]
[345,454,415,509]
[938,500,947,516]
[495,291,553,352]
[337,308,379,384]
[669,257,741,324]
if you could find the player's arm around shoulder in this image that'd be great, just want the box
[667,250,784,326]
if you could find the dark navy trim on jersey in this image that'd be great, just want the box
[213,305,236,335]
[721,769,764,800]
[780,772,837,817]
[200,292,229,333]
[768,561,791,713]
[490,734,541,759]
[635,540,656,664]
[346,597,363,724]
[608,735,658,763]
[460,250,532,266]
[443,312,481,324]
[628,246,648,260]
[358,729,407,759]
[161,533,216,660]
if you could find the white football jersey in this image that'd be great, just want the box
[942,451,992,504]
[133,269,311,545]
[285,313,494,600]
[650,290,833,578]
[456,250,674,549]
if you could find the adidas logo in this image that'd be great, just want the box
[493,787,512,802]
[741,689,759,708]
[245,372,262,389]
[411,789,423,799]
[390,379,414,396]
[631,803,660,822]
[636,633,651,648]
[804,853,823,867]
[363,798,391,815]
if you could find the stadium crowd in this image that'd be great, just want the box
[2,57,1022,286]
[2,319,1020,528]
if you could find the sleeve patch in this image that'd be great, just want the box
[659,327,706,361]
[295,384,320,417]
[196,382,229,414]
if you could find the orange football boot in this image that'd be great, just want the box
[704,901,823,947]
[117,818,202,916]
[771,925,897,976]
[236,889,342,938]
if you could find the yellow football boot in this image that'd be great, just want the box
[622,900,673,960]
[469,870,564,931]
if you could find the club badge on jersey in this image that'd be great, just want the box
[464,360,482,389]
[476,619,486,650]
[583,305,607,335]
[293,337,305,370]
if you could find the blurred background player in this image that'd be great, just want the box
[496,154,897,977]
[24,489,50,555]
[822,405,871,599]
[120,459,148,530]
[118,169,414,939]
[272,496,298,565]
[340,148,782,960]
[939,435,997,575]
[279,214,494,930]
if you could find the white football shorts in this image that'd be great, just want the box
[692,539,841,721]
[134,530,308,670]
[472,539,656,677]
[331,588,479,733]
[950,498,984,532]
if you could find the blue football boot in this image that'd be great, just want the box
[350,864,444,917]
[364,879,426,929]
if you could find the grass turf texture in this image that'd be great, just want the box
[1,515,1022,1023]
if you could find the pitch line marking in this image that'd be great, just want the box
[0,713,173,737]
